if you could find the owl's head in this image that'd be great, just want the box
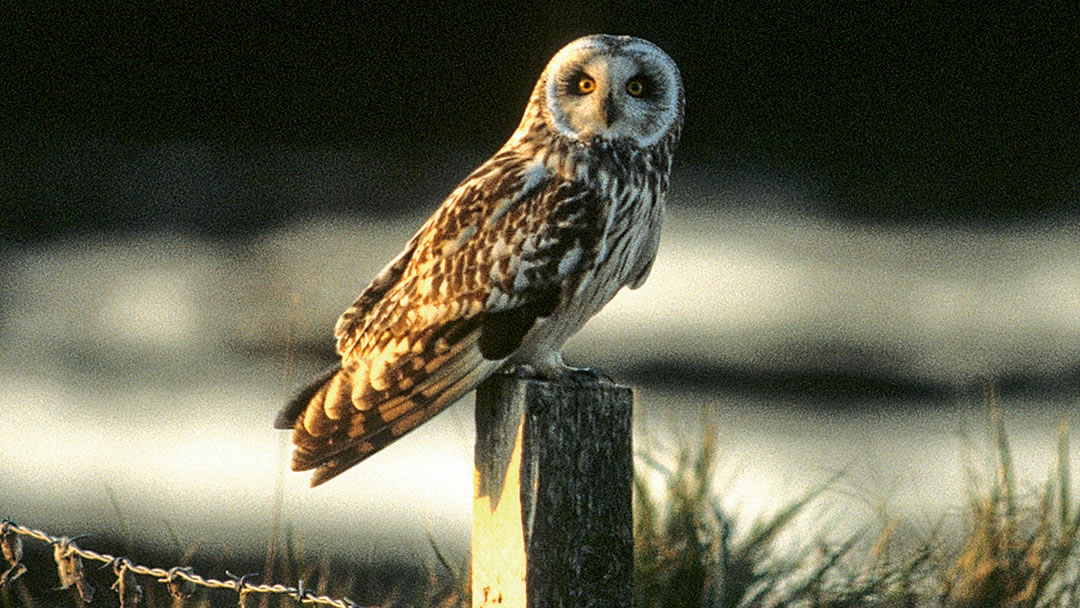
[525,35,684,149]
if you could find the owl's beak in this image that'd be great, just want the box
[602,91,620,128]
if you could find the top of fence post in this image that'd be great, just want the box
[472,372,634,608]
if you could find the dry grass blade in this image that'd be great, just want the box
[942,404,1080,608]
[1059,422,1071,530]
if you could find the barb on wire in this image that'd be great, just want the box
[162,566,196,600]
[2,520,374,608]
[110,558,144,608]
[226,570,259,607]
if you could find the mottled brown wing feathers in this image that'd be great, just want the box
[334,231,424,356]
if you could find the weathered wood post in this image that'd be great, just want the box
[472,373,634,608]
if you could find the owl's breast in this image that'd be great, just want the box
[524,178,663,358]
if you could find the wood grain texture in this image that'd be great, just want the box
[473,373,633,608]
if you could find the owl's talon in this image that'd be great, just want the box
[501,364,540,380]
[565,367,614,385]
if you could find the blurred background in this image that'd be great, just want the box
[2,2,1078,595]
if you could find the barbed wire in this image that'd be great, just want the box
[0,518,371,607]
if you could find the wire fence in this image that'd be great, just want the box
[0,519,370,607]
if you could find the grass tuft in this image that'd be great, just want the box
[940,399,1080,608]
[633,424,845,607]
[631,401,1080,608]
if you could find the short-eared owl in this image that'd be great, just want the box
[275,35,684,486]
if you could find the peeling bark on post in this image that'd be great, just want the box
[472,373,633,608]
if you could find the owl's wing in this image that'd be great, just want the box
[276,163,605,485]
[627,204,662,289]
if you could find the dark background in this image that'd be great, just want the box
[4,3,1078,245]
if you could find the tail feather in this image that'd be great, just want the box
[274,365,340,430]
[276,343,499,486]
[309,358,497,486]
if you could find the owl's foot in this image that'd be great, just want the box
[563,366,615,385]
[502,363,540,380]
[500,362,614,385]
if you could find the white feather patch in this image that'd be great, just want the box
[558,246,582,277]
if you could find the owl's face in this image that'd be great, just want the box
[538,35,683,149]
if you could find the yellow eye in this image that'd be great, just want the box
[626,79,646,97]
[577,77,596,94]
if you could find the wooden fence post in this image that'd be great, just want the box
[472,373,634,608]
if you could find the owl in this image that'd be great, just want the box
[275,34,684,486]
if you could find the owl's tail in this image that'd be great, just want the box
[274,349,497,486]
